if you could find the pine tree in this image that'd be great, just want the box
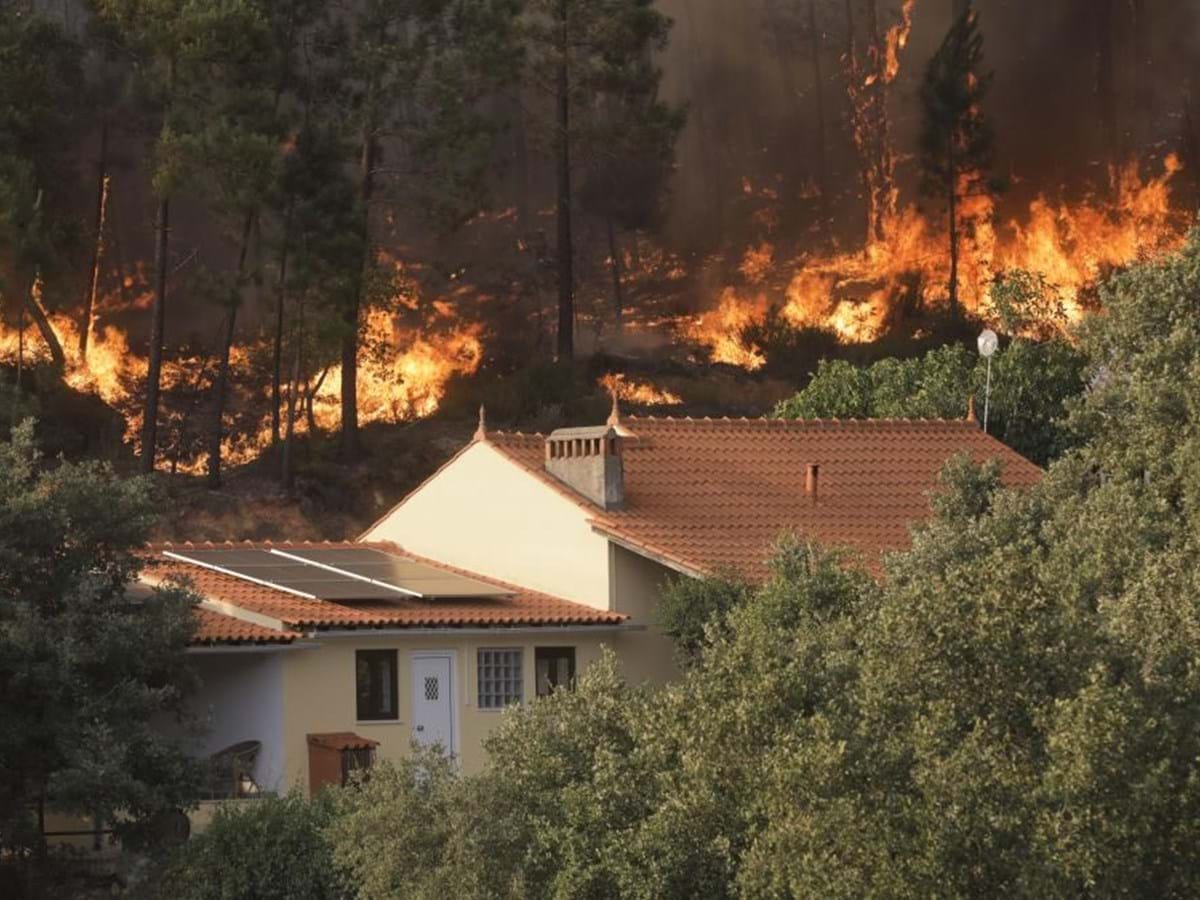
[918,5,996,316]
[575,9,684,328]
[92,0,271,473]
[331,0,520,459]
[0,10,85,377]
[521,0,680,359]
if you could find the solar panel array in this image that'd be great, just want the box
[163,547,515,601]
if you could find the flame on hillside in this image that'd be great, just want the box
[599,373,683,406]
[689,155,1188,365]
[0,276,482,473]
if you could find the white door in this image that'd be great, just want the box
[410,654,454,754]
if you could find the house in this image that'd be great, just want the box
[161,403,1041,798]
[151,541,627,797]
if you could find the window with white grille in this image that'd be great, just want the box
[477,648,523,709]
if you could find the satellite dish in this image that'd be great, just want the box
[977,328,999,358]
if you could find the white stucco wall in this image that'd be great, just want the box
[189,653,287,791]
[363,441,613,610]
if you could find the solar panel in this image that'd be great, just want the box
[162,546,514,601]
[163,549,416,600]
[271,548,515,598]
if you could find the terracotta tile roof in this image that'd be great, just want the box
[487,416,1043,579]
[191,606,300,646]
[146,541,626,631]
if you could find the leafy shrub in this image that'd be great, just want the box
[157,792,348,900]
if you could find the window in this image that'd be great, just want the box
[356,650,398,720]
[535,647,576,697]
[477,648,523,709]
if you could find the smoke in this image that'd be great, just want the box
[655,0,1200,248]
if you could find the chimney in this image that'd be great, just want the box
[544,425,625,510]
[805,463,819,504]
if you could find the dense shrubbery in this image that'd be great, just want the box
[163,238,1200,896]
[159,792,348,900]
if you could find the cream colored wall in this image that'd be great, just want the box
[279,629,615,791]
[608,545,681,685]
[362,441,612,610]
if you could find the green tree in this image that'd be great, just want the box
[0,421,201,891]
[918,6,998,315]
[0,10,85,377]
[656,569,751,662]
[773,335,1085,466]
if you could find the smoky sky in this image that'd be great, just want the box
[656,0,1200,244]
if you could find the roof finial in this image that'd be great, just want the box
[607,388,621,427]
[474,404,488,441]
[966,394,977,425]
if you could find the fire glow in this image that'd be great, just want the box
[687,154,1188,368]
[0,280,482,473]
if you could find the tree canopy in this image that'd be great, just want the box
[0,420,201,891]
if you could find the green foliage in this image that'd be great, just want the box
[0,421,201,863]
[160,791,348,900]
[657,570,752,661]
[773,333,1086,465]
[326,750,466,900]
[0,10,85,293]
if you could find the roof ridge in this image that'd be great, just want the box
[621,415,980,428]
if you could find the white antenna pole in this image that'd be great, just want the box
[983,354,992,433]
[976,329,998,434]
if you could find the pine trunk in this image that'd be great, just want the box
[554,0,574,361]
[271,202,293,446]
[140,196,169,473]
[606,216,624,328]
[511,88,531,233]
[809,0,833,227]
[1094,0,1119,164]
[80,119,109,361]
[205,211,255,487]
[282,301,303,493]
[23,275,66,369]
[947,135,959,315]
[342,123,374,461]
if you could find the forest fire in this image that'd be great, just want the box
[0,284,483,472]
[688,154,1189,364]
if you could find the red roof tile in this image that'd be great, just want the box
[488,416,1042,579]
[147,541,626,631]
[192,606,299,646]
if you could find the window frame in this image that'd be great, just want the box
[477,647,524,710]
[535,646,576,697]
[355,649,399,722]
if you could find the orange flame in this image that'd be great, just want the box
[1,272,483,473]
[599,372,683,406]
[689,155,1189,358]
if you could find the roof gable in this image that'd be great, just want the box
[488,416,1042,578]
